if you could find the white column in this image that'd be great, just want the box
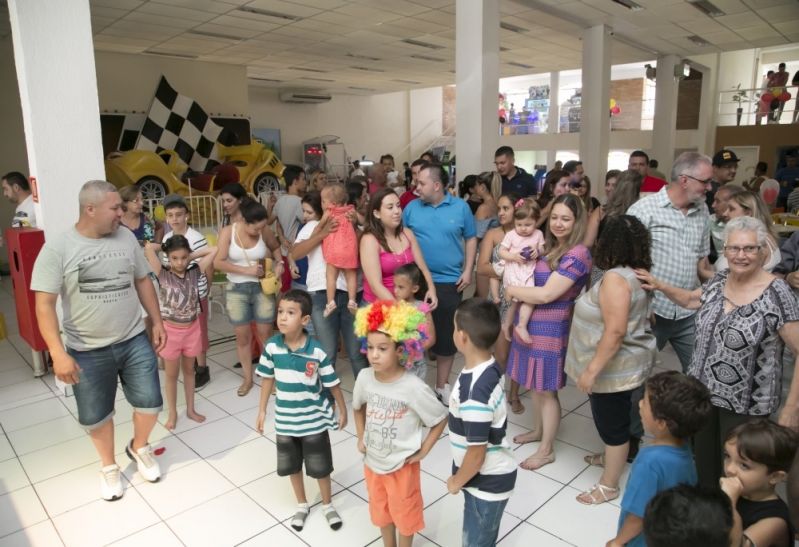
[8,0,105,237]
[652,54,681,177]
[694,59,715,157]
[578,25,611,189]
[548,70,560,136]
[455,0,500,178]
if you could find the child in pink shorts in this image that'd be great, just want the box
[145,236,216,430]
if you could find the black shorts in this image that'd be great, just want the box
[276,431,334,478]
[588,389,635,446]
[430,283,462,357]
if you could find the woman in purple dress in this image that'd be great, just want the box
[505,193,592,471]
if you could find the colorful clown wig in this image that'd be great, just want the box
[354,300,429,368]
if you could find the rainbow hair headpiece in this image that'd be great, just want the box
[354,300,429,368]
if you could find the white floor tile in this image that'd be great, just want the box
[514,440,591,485]
[0,435,14,462]
[0,519,64,547]
[177,415,259,458]
[7,415,85,456]
[241,472,345,522]
[0,398,70,433]
[121,435,201,486]
[108,523,183,547]
[232,398,276,434]
[0,459,30,496]
[18,436,98,483]
[132,460,234,519]
[161,399,228,435]
[0,368,38,389]
[419,435,453,481]
[330,436,369,487]
[204,384,261,415]
[527,485,620,547]
[556,413,605,454]
[421,493,521,547]
[0,487,49,538]
[498,521,572,546]
[285,491,379,547]
[193,369,245,397]
[239,524,308,546]
[34,460,127,517]
[168,489,278,546]
[0,380,52,407]
[51,489,160,547]
[503,466,564,520]
[206,436,276,487]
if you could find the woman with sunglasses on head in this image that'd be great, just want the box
[636,216,799,489]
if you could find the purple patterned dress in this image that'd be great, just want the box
[507,245,592,392]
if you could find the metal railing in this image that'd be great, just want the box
[718,85,798,127]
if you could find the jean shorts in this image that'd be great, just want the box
[67,331,162,429]
[276,431,334,479]
[225,282,276,326]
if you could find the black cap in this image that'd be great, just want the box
[712,149,740,166]
[162,194,187,209]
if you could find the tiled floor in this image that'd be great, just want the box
[0,278,683,546]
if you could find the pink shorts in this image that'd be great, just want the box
[160,320,202,361]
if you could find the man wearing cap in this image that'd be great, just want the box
[495,146,536,197]
[629,150,667,194]
[706,149,739,211]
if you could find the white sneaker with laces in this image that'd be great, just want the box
[435,383,452,407]
[126,440,161,482]
[99,464,123,501]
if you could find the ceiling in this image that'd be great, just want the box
[1,0,798,94]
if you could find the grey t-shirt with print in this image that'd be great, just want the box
[352,368,447,474]
[31,226,151,351]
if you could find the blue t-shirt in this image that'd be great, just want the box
[618,444,697,547]
[776,166,799,197]
[403,194,476,283]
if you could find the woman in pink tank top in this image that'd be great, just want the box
[360,188,438,308]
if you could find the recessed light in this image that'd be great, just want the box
[611,0,644,11]
[410,54,445,62]
[235,6,303,21]
[687,0,726,17]
[500,22,529,34]
[401,38,445,50]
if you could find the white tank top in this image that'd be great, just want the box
[226,223,268,284]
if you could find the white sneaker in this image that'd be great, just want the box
[99,464,123,501]
[126,440,161,482]
[435,383,452,407]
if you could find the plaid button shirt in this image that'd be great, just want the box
[628,187,710,320]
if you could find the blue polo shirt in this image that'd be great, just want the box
[403,193,476,283]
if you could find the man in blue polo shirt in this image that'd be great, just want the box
[403,163,477,405]
[495,146,536,197]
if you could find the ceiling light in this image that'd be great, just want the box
[346,53,381,61]
[350,66,385,72]
[410,54,445,62]
[300,76,335,82]
[186,29,241,41]
[143,50,198,60]
[289,66,329,73]
[400,38,445,50]
[687,0,726,17]
[249,77,283,82]
[508,61,534,69]
[349,86,376,91]
[610,0,644,11]
[687,35,711,46]
[500,46,511,52]
[500,22,529,33]
[392,79,421,84]
[235,6,303,21]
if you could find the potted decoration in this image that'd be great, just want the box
[731,84,750,126]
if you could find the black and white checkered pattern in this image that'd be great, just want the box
[136,76,235,172]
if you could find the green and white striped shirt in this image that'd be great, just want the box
[255,333,340,437]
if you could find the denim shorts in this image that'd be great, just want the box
[462,490,509,547]
[225,282,276,326]
[276,431,334,479]
[67,331,162,429]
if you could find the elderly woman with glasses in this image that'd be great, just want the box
[636,216,799,488]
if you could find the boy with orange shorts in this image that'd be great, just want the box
[353,300,448,546]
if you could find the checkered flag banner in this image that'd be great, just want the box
[136,76,234,172]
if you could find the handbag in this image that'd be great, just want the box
[234,224,280,296]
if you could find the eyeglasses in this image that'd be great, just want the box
[723,245,761,255]
[681,174,713,185]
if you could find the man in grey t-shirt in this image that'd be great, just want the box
[31,181,166,502]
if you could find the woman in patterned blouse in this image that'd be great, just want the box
[636,216,799,488]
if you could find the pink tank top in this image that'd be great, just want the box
[363,234,415,303]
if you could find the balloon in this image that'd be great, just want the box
[203,230,218,246]
[760,178,780,206]
[609,98,616,109]
[153,204,166,222]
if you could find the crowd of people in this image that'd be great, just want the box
[16,140,799,546]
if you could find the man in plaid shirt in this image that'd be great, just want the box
[627,151,712,373]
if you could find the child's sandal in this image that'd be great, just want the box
[290,504,310,531]
[576,483,619,505]
[322,504,342,530]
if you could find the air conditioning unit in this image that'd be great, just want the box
[279,91,332,104]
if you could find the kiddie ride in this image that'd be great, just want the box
[105,139,285,200]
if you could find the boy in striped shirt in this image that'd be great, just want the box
[255,289,347,532]
[447,299,517,547]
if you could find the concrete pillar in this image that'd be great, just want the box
[548,71,560,137]
[578,25,611,189]
[652,54,681,177]
[694,59,715,157]
[455,0,500,177]
[8,0,105,237]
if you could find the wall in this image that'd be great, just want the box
[715,124,799,177]
[95,51,248,116]
[609,78,644,131]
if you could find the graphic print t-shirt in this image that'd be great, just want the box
[352,368,447,474]
[31,227,151,351]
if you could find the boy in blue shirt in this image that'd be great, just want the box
[608,371,712,547]
[255,289,347,533]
